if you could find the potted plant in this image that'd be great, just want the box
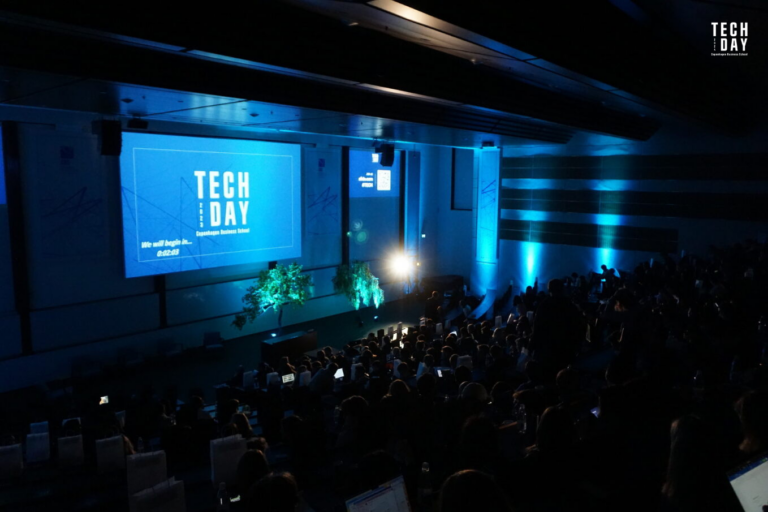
[333,261,385,310]
[233,262,312,332]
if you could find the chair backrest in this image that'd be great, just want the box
[58,435,84,468]
[210,435,246,486]
[388,326,394,337]
[203,332,222,347]
[127,450,168,495]
[0,444,23,478]
[299,371,312,387]
[129,477,186,512]
[266,372,280,387]
[25,433,50,464]
[457,355,473,371]
[393,359,402,378]
[495,315,503,329]
[242,370,254,389]
[436,323,443,335]
[30,421,49,434]
[96,435,126,473]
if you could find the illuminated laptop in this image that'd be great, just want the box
[728,452,768,512]
[346,475,411,512]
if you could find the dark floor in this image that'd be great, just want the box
[96,297,425,405]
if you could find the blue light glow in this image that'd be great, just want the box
[598,247,614,273]
[522,241,542,287]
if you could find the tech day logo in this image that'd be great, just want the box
[711,22,748,57]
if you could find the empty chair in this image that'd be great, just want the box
[127,450,168,495]
[242,370,255,389]
[25,433,50,464]
[58,435,84,468]
[0,444,23,478]
[210,434,246,486]
[96,435,126,473]
[299,370,312,387]
[129,477,186,512]
[157,338,184,359]
[203,332,224,353]
[29,421,49,434]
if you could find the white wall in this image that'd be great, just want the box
[417,146,475,286]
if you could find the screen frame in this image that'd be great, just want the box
[118,130,303,278]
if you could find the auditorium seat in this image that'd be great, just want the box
[96,435,126,474]
[127,450,168,496]
[25,432,50,464]
[210,435,246,486]
[129,477,186,512]
[57,435,84,468]
[29,421,49,434]
[0,444,23,478]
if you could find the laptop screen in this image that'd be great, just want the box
[728,452,768,512]
[282,373,295,384]
[346,475,411,512]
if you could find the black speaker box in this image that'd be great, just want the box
[97,120,122,156]
[380,144,395,167]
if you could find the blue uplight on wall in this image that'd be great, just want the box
[522,241,542,287]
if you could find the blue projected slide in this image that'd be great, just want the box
[0,124,6,204]
[350,150,400,198]
[120,133,301,278]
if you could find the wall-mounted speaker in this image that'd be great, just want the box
[97,120,122,156]
[380,143,395,167]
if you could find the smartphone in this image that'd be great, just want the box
[437,369,443,378]
[282,373,295,384]
[230,495,241,503]
[590,407,599,418]
[99,396,109,405]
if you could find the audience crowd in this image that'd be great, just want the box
[5,239,768,512]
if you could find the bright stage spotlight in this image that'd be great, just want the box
[390,254,413,276]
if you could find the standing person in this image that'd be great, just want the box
[531,279,585,381]
[425,291,442,322]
